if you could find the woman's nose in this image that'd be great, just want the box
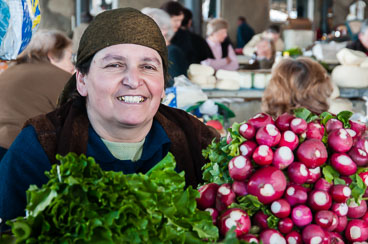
[122,67,141,88]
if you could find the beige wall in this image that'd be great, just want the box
[39,0,356,42]
[118,0,168,9]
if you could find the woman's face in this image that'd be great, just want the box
[212,28,228,43]
[76,44,165,136]
[171,14,184,33]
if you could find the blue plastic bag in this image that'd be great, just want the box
[0,0,41,60]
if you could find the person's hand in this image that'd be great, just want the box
[226,56,231,64]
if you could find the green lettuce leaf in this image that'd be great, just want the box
[8,153,218,243]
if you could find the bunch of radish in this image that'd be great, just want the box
[198,109,368,244]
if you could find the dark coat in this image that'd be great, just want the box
[25,100,220,187]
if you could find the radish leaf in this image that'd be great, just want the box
[337,111,353,128]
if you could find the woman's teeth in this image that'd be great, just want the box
[117,96,145,103]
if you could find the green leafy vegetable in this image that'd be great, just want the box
[202,138,233,185]
[349,173,368,204]
[202,122,246,185]
[322,165,340,183]
[293,108,318,123]
[8,153,218,243]
[319,111,334,125]
[230,195,279,229]
[337,111,353,128]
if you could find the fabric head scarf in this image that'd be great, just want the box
[58,7,168,106]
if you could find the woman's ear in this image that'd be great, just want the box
[76,71,88,97]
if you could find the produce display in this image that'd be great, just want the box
[6,153,219,243]
[198,108,368,243]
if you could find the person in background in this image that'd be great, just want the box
[236,16,255,48]
[243,24,284,56]
[0,29,73,160]
[141,7,188,86]
[0,8,219,229]
[160,1,197,65]
[181,7,213,64]
[247,38,275,69]
[262,57,333,118]
[201,18,239,71]
[346,19,368,55]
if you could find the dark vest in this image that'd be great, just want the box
[24,100,219,187]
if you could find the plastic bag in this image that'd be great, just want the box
[0,0,41,60]
[163,75,208,109]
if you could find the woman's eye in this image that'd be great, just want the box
[105,63,123,68]
[143,65,157,70]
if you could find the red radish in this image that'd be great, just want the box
[228,156,252,181]
[278,218,293,234]
[219,208,251,237]
[290,118,308,134]
[232,181,248,196]
[350,120,366,138]
[253,211,269,230]
[259,229,286,244]
[279,130,299,150]
[252,145,274,166]
[325,118,343,133]
[206,120,223,130]
[330,153,357,176]
[284,184,308,206]
[247,166,287,204]
[329,184,351,203]
[331,202,349,217]
[248,113,274,129]
[275,113,294,131]
[240,234,259,243]
[323,231,331,244]
[296,139,328,168]
[239,140,257,158]
[270,199,291,218]
[255,124,281,147]
[340,176,353,185]
[302,224,326,244]
[291,205,313,227]
[306,166,321,183]
[335,216,348,232]
[349,146,368,167]
[215,183,236,211]
[308,190,332,211]
[347,128,358,141]
[328,128,353,153]
[345,219,368,242]
[347,199,367,219]
[314,178,333,192]
[327,212,339,231]
[196,183,219,209]
[355,135,368,154]
[362,211,368,223]
[286,231,302,244]
[287,162,309,184]
[205,207,218,225]
[272,146,294,170]
[314,210,336,230]
[306,122,325,140]
[362,171,368,188]
[226,132,232,144]
[239,122,256,140]
[328,232,344,244]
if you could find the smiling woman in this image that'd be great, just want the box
[0,7,220,231]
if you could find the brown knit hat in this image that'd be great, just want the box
[206,18,228,36]
[58,7,168,106]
